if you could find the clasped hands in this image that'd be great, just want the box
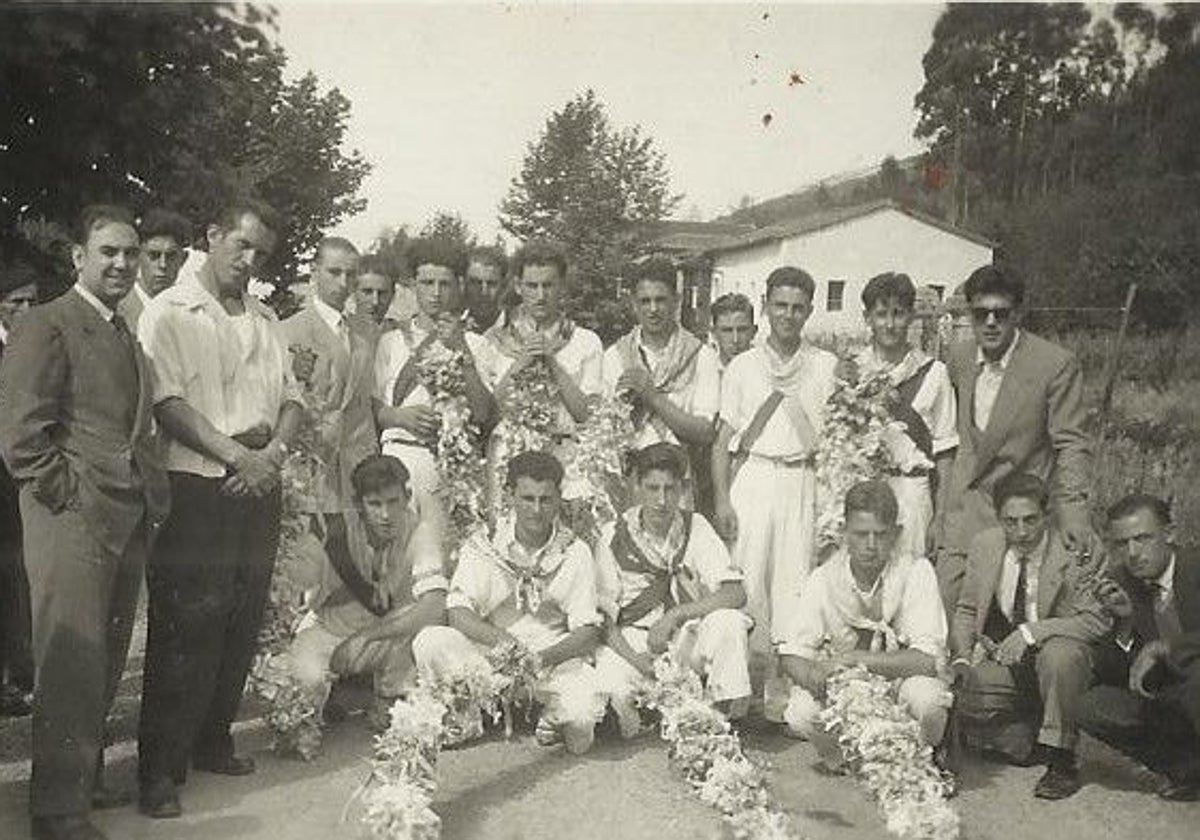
[222,425,285,498]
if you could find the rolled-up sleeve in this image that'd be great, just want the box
[407,516,449,599]
[446,539,491,614]
[928,361,958,455]
[139,306,191,405]
[897,557,948,661]
[776,568,828,659]
[558,544,602,630]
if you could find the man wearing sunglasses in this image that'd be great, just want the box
[935,265,1092,614]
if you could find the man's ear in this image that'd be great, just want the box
[206,224,223,251]
[71,243,85,273]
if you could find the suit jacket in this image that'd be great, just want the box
[279,304,378,511]
[950,526,1109,660]
[0,339,20,543]
[0,288,168,555]
[117,285,146,334]
[940,331,1091,556]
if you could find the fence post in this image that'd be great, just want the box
[1095,283,1138,443]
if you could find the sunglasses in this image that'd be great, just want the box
[970,306,1014,324]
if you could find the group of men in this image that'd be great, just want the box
[0,199,1196,840]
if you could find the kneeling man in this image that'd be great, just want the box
[779,481,951,748]
[412,451,604,754]
[950,472,1108,800]
[289,455,447,724]
[594,443,752,736]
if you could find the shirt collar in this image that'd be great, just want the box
[73,283,115,322]
[976,329,1021,370]
[135,283,153,308]
[1006,530,1049,565]
[625,505,685,556]
[1155,554,1176,596]
[495,517,567,570]
[312,295,345,335]
[0,322,8,345]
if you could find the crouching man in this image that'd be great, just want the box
[594,443,753,737]
[289,455,447,727]
[412,451,604,754]
[779,481,952,750]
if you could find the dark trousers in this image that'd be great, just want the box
[1,530,34,692]
[137,472,281,786]
[20,489,145,817]
[1080,663,1200,778]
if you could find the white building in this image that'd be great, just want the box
[705,199,994,338]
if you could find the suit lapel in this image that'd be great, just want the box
[1036,532,1072,620]
[975,542,1008,636]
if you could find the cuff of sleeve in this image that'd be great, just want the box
[1019,623,1036,646]
[412,575,449,599]
[445,592,474,612]
[567,612,602,632]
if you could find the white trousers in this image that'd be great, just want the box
[288,616,418,702]
[784,674,952,746]
[593,609,753,735]
[730,456,817,652]
[410,623,604,753]
[888,474,933,560]
[381,440,439,497]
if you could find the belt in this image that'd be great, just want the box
[745,451,814,469]
[887,467,932,478]
[551,432,578,445]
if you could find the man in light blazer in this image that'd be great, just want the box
[936,264,1092,612]
[0,205,168,840]
[280,237,379,512]
[949,473,1108,801]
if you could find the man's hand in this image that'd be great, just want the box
[289,344,317,385]
[714,499,738,543]
[394,405,441,442]
[1058,507,1096,553]
[435,314,468,351]
[329,637,359,675]
[950,659,974,688]
[646,614,678,655]
[1095,577,1134,620]
[616,367,653,398]
[971,637,997,666]
[1130,639,1170,698]
[522,334,552,359]
[226,446,279,497]
[994,629,1030,666]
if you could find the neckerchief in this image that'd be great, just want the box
[463,518,576,615]
[484,310,574,360]
[828,549,908,653]
[613,326,703,433]
[609,508,696,625]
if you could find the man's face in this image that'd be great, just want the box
[0,282,38,331]
[511,476,561,539]
[354,271,396,323]
[635,468,683,531]
[517,263,562,322]
[865,297,914,355]
[998,495,1048,555]
[1109,509,1172,582]
[844,510,898,580]
[969,291,1019,359]
[312,246,359,312]
[466,260,503,319]
[764,285,812,345]
[138,234,186,297]
[73,221,140,309]
[357,483,409,542]
[206,212,276,296]
[413,263,460,318]
[712,310,756,363]
[632,279,677,339]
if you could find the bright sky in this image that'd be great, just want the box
[275,1,942,248]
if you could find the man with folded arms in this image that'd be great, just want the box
[137,201,303,818]
[593,443,752,737]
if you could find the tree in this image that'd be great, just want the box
[420,211,476,251]
[0,3,369,286]
[498,90,680,341]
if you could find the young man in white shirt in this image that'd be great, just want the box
[411,451,604,753]
[593,443,752,737]
[119,208,190,333]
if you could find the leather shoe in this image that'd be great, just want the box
[193,752,256,776]
[138,778,182,819]
[30,815,108,840]
[90,785,134,810]
[1033,763,1082,800]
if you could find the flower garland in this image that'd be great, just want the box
[491,357,560,515]
[814,367,900,554]
[635,657,802,840]
[819,666,959,840]
[562,394,636,544]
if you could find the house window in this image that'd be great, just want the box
[928,284,945,301]
[826,280,845,312]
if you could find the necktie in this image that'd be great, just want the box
[1012,554,1030,625]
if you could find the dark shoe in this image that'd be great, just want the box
[30,815,109,840]
[192,752,256,776]
[0,683,33,717]
[1157,776,1200,802]
[138,777,182,819]
[90,785,134,810]
[1033,763,1082,800]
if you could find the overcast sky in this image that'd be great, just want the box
[275,1,943,248]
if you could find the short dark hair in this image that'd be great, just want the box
[139,208,192,248]
[512,239,568,280]
[963,264,1024,308]
[76,204,136,244]
[765,266,815,301]
[710,292,755,323]
[1106,493,1172,528]
[632,256,678,295]
[632,442,688,481]
[861,272,916,311]
[506,450,564,489]
[468,245,508,277]
[357,253,398,281]
[844,480,899,527]
[0,232,51,295]
[992,472,1048,513]
[212,199,281,237]
[315,236,359,264]
[351,454,411,499]
[407,236,467,277]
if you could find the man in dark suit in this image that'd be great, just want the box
[0,205,168,840]
[1081,494,1200,801]
[950,472,1108,800]
[936,265,1093,612]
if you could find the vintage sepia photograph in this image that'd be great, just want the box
[1,2,1198,839]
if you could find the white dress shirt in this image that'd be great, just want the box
[974,329,1021,430]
